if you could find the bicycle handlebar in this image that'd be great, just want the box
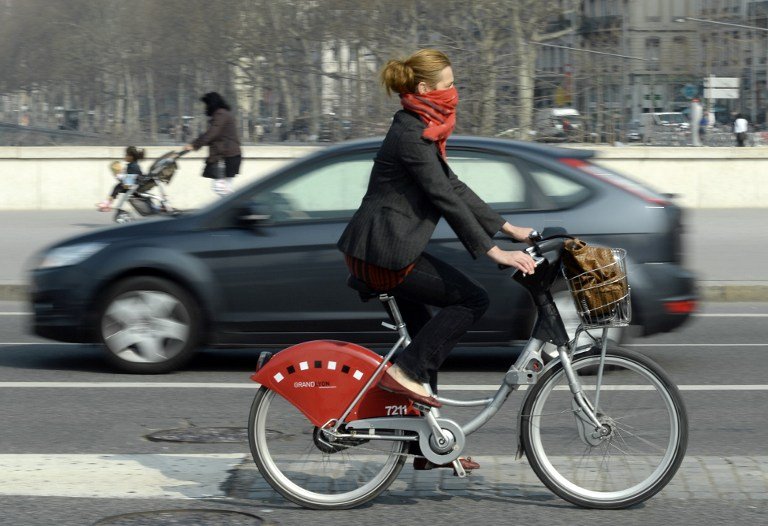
[497,229,574,271]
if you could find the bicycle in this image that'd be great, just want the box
[247,230,689,510]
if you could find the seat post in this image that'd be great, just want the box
[379,294,411,345]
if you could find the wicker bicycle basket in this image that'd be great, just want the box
[563,247,631,328]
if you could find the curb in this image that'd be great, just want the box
[699,281,768,302]
[0,284,29,302]
[3,282,768,303]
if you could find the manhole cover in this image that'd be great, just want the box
[93,509,263,525]
[146,427,248,443]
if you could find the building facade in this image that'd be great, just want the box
[538,0,768,129]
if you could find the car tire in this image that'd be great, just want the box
[98,276,202,374]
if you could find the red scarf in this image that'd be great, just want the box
[400,86,458,158]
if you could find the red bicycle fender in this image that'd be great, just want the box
[251,340,417,427]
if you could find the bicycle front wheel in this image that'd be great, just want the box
[248,387,407,509]
[521,346,688,509]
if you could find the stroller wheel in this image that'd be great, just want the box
[114,210,133,224]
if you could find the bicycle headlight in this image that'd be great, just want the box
[37,242,108,269]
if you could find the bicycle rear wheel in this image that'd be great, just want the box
[521,346,688,509]
[248,387,407,509]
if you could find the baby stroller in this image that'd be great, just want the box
[113,150,188,224]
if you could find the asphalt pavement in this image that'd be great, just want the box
[1,300,768,524]
[0,208,766,301]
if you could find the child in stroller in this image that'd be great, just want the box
[96,146,145,212]
[107,149,188,224]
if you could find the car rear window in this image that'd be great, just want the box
[516,158,592,209]
[450,151,592,211]
[559,158,671,205]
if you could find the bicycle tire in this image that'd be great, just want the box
[248,386,407,509]
[520,346,688,509]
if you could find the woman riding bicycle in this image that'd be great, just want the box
[337,49,537,468]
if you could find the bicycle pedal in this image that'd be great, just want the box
[452,459,467,478]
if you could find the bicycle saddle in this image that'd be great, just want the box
[346,274,382,302]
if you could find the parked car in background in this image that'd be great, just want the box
[624,120,643,142]
[533,108,584,143]
[639,112,690,143]
[29,137,697,373]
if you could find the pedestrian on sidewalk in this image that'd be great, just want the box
[184,92,242,197]
[733,113,749,147]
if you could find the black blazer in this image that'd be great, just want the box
[337,110,505,270]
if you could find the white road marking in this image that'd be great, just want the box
[0,453,244,499]
[693,313,768,317]
[6,311,768,318]
[0,342,76,346]
[626,343,768,347]
[0,382,766,391]
[2,341,768,349]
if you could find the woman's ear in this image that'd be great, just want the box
[417,81,428,95]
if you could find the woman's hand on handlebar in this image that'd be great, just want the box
[487,246,537,275]
[501,222,538,246]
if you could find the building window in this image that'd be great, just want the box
[673,36,688,69]
[645,38,661,70]
[671,0,687,18]
[646,0,661,21]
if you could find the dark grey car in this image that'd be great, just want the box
[30,137,696,373]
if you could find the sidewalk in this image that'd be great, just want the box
[0,208,766,302]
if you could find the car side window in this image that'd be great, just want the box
[448,153,530,210]
[250,154,374,223]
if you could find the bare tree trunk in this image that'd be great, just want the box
[478,38,498,137]
[307,70,321,138]
[124,70,141,139]
[113,74,125,137]
[515,33,536,140]
[146,70,157,142]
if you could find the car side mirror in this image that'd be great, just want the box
[238,203,272,229]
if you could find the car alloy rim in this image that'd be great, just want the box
[101,290,190,364]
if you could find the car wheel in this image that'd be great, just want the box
[99,276,202,373]
[542,291,627,360]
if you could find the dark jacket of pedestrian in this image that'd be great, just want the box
[192,107,241,165]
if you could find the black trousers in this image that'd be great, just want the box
[202,155,242,178]
[109,182,127,199]
[388,252,489,392]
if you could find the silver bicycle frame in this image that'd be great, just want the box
[329,293,605,446]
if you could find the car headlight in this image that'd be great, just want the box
[37,242,108,269]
